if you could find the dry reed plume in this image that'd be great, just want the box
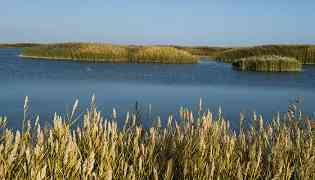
[0,97,314,179]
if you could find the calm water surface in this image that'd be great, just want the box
[1,48,315,129]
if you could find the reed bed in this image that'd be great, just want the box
[130,46,198,64]
[21,43,130,63]
[173,46,230,58]
[0,97,314,179]
[18,43,315,64]
[233,55,302,72]
[21,43,197,64]
[215,45,315,64]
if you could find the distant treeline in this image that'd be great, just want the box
[214,45,315,64]
[0,43,41,48]
[21,43,198,64]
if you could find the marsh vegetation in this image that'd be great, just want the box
[21,43,198,64]
[0,97,314,179]
[232,55,302,72]
[173,46,230,58]
[15,43,315,71]
[215,45,315,64]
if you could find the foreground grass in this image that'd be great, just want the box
[233,55,302,72]
[0,97,314,179]
[215,45,315,64]
[21,43,198,64]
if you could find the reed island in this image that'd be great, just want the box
[215,44,315,64]
[232,55,302,72]
[20,43,198,64]
[6,43,315,72]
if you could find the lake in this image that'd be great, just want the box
[1,48,315,129]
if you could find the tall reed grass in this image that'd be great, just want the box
[233,55,302,72]
[21,43,130,63]
[215,45,315,64]
[130,46,198,64]
[0,97,314,179]
[173,46,230,58]
[21,43,197,64]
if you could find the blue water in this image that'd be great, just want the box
[1,48,315,129]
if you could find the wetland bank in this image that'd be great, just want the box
[1,46,315,128]
[2,0,315,178]
[0,45,315,179]
[17,43,315,72]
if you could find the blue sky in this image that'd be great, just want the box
[1,0,315,46]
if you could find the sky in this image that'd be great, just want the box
[1,0,315,46]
